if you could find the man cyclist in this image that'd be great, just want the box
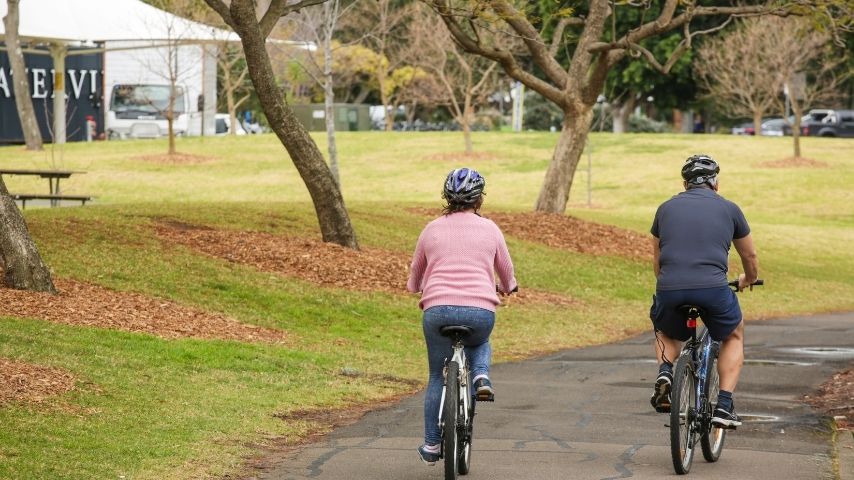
[649,154,759,428]
[407,168,518,465]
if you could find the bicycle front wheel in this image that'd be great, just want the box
[443,361,460,480]
[670,353,697,475]
[701,349,726,462]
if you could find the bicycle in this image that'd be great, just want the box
[437,325,480,480]
[669,279,763,475]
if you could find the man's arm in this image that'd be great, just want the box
[651,236,661,278]
[733,234,759,290]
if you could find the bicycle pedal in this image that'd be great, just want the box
[475,394,495,402]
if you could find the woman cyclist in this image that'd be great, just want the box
[407,167,518,465]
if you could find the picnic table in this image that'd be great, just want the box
[0,169,92,208]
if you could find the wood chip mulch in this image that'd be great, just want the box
[0,278,288,344]
[408,208,650,260]
[154,221,577,306]
[0,357,75,405]
[758,156,829,168]
[804,367,854,430]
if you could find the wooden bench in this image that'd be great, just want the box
[11,194,94,209]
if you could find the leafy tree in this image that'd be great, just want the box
[426,0,850,213]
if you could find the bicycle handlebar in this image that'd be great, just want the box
[728,279,764,288]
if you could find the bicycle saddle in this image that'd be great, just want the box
[677,305,706,318]
[440,325,473,338]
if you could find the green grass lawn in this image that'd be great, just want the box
[0,131,852,479]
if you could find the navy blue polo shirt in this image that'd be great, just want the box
[651,187,750,291]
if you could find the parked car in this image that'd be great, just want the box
[760,117,796,136]
[214,113,246,135]
[800,109,854,137]
[731,121,755,135]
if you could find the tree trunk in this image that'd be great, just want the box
[167,114,176,155]
[227,0,358,249]
[461,98,473,154]
[752,110,763,137]
[0,177,56,293]
[378,69,393,131]
[612,95,635,134]
[790,94,803,158]
[323,34,339,185]
[3,0,43,150]
[535,107,595,213]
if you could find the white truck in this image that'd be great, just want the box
[103,40,216,139]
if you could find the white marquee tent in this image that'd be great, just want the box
[0,0,237,143]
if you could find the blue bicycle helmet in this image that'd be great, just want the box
[442,168,485,205]
[681,154,720,186]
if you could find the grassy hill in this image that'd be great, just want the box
[0,131,851,478]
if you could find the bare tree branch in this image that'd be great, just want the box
[260,0,330,38]
[548,16,584,58]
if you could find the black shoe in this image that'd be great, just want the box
[650,371,672,413]
[473,378,495,402]
[712,406,742,429]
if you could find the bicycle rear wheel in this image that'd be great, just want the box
[670,353,697,475]
[701,349,726,462]
[443,361,460,480]
[458,372,474,475]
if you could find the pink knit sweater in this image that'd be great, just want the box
[407,212,518,312]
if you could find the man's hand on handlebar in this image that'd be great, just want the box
[729,275,763,292]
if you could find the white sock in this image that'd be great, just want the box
[472,374,489,383]
[422,443,440,453]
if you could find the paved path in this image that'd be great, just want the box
[261,313,854,479]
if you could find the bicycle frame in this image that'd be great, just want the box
[683,310,717,435]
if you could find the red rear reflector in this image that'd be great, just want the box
[687,319,698,328]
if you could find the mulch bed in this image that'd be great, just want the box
[154,220,578,307]
[0,278,288,343]
[804,367,854,430]
[0,357,75,405]
[758,156,829,168]
[409,208,650,260]
[133,153,217,165]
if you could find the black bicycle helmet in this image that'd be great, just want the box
[442,167,485,205]
[681,154,720,186]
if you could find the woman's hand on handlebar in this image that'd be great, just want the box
[497,285,519,297]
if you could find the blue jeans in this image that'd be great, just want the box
[422,305,495,445]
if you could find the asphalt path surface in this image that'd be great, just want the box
[261,313,853,479]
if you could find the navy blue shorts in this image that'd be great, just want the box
[649,285,743,342]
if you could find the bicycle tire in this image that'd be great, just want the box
[443,361,460,480]
[701,347,726,462]
[670,353,697,475]
[458,369,474,475]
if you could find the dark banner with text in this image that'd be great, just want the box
[0,46,103,143]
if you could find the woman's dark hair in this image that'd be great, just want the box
[442,194,484,215]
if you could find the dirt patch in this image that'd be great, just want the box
[805,367,854,430]
[0,278,288,343]
[409,208,650,260]
[231,376,421,478]
[133,153,217,165]
[154,221,578,306]
[423,151,498,162]
[0,357,75,405]
[758,156,829,168]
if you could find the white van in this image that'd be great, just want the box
[106,84,190,139]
